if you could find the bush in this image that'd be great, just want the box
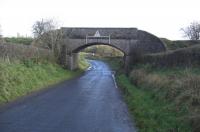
[142,45,200,67]
[78,52,89,70]
[0,42,55,63]
[160,38,200,50]
[4,37,33,45]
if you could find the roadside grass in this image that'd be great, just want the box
[130,64,200,107]
[78,52,90,70]
[129,64,200,131]
[117,74,192,132]
[0,60,83,104]
[101,57,195,132]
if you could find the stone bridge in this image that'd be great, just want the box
[60,28,166,70]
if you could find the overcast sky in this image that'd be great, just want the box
[0,0,200,40]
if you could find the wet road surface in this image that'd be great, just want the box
[0,60,136,132]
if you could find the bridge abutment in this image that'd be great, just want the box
[68,53,79,70]
[124,55,132,73]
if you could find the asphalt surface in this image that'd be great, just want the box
[0,60,136,132]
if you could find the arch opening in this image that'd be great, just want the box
[69,43,126,70]
[72,42,126,56]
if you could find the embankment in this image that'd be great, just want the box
[141,45,200,67]
[105,55,199,132]
[0,42,88,104]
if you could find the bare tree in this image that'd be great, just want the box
[32,19,63,59]
[181,21,200,40]
[32,19,57,38]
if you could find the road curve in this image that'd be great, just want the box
[0,60,137,132]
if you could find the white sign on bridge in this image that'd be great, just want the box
[94,30,101,37]
[86,30,111,44]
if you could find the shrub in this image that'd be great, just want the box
[177,74,200,106]
[142,45,200,67]
[4,37,33,45]
[160,38,200,50]
[0,42,55,63]
[130,69,146,86]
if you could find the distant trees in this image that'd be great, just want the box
[32,19,63,60]
[4,37,33,45]
[83,45,124,57]
[181,21,200,40]
[0,24,2,38]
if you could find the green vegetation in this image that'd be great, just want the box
[161,38,200,50]
[0,60,83,104]
[129,64,200,131]
[83,45,124,71]
[104,57,199,132]
[142,44,200,67]
[117,74,191,132]
[91,57,124,71]
[102,57,124,71]
[78,52,90,70]
[4,37,33,45]
[0,41,90,105]
[83,45,124,57]
[83,41,200,131]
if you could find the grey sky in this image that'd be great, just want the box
[0,0,199,40]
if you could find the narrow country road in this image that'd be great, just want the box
[0,60,136,132]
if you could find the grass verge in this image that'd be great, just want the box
[78,52,90,70]
[0,60,83,104]
[129,64,200,132]
[117,74,192,132]
[103,58,194,131]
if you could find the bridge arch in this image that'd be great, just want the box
[67,42,126,70]
[60,28,166,70]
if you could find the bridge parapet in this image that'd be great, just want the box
[86,37,110,44]
[86,30,111,44]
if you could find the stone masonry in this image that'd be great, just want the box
[59,28,166,70]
